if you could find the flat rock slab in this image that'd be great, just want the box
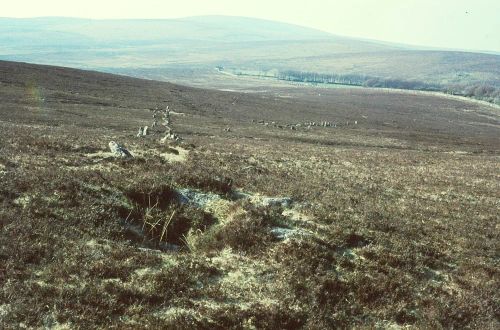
[175,188,222,208]
[270,227,309,240]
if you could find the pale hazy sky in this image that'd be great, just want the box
[3,0,500,52]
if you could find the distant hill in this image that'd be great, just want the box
[1,16,499,99]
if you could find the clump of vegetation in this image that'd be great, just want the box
[127,204,217,247]
[190,203,288,254]
[124,180,177,210]
[174,164,233,195]
[123,180,217,247]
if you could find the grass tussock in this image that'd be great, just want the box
[188,203,289,254]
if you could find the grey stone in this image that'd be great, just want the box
[109,141,133,158]
[136,127,143,137]
[270,227,306,240]
[175,188,222,208]
[261,197,293,208]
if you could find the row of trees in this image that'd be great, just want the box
[275,70,500,104]
[447,84,500,104]
[227,67,500,105]
[275,70,366,86]
[275,70,441,91]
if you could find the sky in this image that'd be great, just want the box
[2,0,499,52]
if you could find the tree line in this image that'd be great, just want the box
[227,68,500,105]
[276,70,442,92]
[275,70,500,105]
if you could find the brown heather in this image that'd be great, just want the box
[0,61,498,329]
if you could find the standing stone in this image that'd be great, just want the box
[109,141,133,158]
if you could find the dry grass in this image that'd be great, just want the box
[0,61,499,329]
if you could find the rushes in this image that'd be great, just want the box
[159,210,176,242]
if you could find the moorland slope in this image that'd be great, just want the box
[0,61,498,328]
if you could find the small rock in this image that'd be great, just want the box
[109,141,133,158]
[175,188,222,208]
[261,197,293,208]
[270,227,306,240]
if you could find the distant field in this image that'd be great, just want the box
[1,61,499,328]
